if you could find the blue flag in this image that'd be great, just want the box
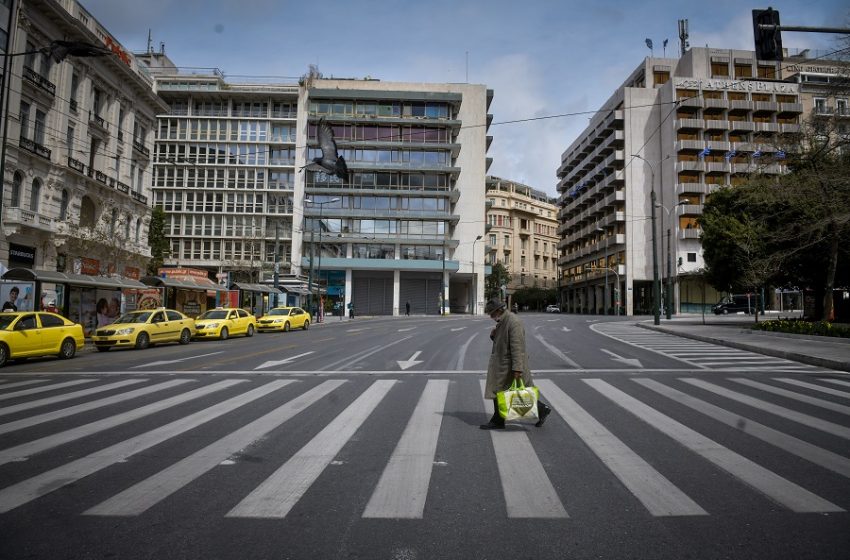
[752,149,762,159]
[645,38,653,50]
[724,149,737,161]
[698,147,710,159]
[776,149,786,159]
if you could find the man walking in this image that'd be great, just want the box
[405,301,411,316]
[480,298,551,430]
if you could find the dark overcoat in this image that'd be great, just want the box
[484,311,533,399]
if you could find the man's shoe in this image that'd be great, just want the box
[535,403,551,427]
[479,420,505,430]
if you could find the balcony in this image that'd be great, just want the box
[755,122,779,133]
[67,157,86,174]
[133,139,151,158]
[680,228,701,239]
[675,139,705,151]
[676,204,704,216]
[676,182,711,196]
[779,103,803,114]
[729,120,756,132]
[19,137,51,160]
[89,111,108,134]
[675,118,703,129]
[754,101,779,112]
[729,100,754,112]
[703,99,728,109]
[703,119,730,130]
[3,207,55,233]
[131,190,148,204]
[22,66,56,98]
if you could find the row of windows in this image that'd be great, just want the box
[154,168,280,190]
[305,195,448,212]
[307,147,450,165]
[307,171,449,190]
[304,219,447,236]
[164,215,292,238]
[158,119,298,143]
[307,123,451,144]
[167,100,297,118]
[309,100,451,119]
[156,191,267,213]
[155,144,295,166]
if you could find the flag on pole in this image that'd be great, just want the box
[645,38,653,50]
[752,149,762,159]
[724,149,737,161]
[698,147,711,159]
[776,149,786,160]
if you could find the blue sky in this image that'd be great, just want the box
[82,0,848,196]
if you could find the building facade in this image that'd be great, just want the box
[485,175,559,294]
[139,58,492,315]
[557,47,803,315]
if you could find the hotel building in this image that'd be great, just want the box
[556,47,803,315]
[485,175,559,293]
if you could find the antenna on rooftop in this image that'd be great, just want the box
[678,19,690,56]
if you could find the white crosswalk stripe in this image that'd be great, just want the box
[0,373,847,520]
[592,322,824,371]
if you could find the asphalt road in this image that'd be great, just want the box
[0,313,848,560]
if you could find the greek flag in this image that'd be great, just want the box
[776,149,786,160]
[752,149,762,159]
[645,38,653,50]
[724,149,737,161]
[698,147,710,159]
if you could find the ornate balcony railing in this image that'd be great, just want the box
[20,137,51,160]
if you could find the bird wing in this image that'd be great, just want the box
[316,118,340,163]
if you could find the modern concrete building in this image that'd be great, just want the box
[485,175,559,295]
[556,47,803,315]
[0,0,164,324]
[138,56,492,315]
[780,49,850,138]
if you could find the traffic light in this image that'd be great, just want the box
[752,8,783,61]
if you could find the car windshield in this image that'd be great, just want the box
[198,310,229,320]
[116,312,153,323]
[268,309,291,316]
[0,315,17,330]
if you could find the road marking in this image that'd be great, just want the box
[397,327,417,332]
[255,351,315,370]
[450,327,466,332]
[453,332,479,371]
[682,378,850,440]
[397,351,424,370]
[600,349,643,368]
[536,379,705,516]
[130,352,224,369]
[479,380,567,518]
[227,380,396,518]
[774,378,850,400]
[363,380,448,518]
[0,379,96,401]
[0,379,285,514]
[823,379,850,388]
[585,379,843,513]
[0,380,246,466]
[635,378,850,479]
[85,380,344,516]
[534,332,581,368]
[321,336,412,371]
[346,327,372,333]
[0,379,49,390]
[0,379,195,436]
[562,326,571,333]
[0,379,146,417]
[730,378,850,416]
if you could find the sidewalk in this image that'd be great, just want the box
[638,314,850,373]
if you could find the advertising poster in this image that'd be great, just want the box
[68,287,98,336]
[136,289,163,310]
[0,282,35,311]
[95,289,122,328]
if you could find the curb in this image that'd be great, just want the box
[638,323,850,373]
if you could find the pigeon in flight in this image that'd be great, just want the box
[301,118,349,182]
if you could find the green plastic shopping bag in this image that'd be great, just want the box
[496,379,540,421]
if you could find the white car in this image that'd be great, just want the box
[545,305,561,313]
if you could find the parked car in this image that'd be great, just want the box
[92,308,195,351]
[0,311,85,367]
[712,295,757,315]
[257,307,310,332]
[545,305,561,313]
[193,308,256,340]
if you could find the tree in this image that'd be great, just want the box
[146,207,170,275]
[485,262,511,301]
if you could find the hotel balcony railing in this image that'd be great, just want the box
[779,103,803,113]
[680,228,702,239]
[676,204,704,216]
[19,137,51,160]
[65,157,148,205]
[675,118,703,129]
[22,66,56,97]
[729,100,754,111]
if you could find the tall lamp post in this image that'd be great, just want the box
[595,226,609,315]
[472,234,482,315]
[0,40,112,225]
[657,200,687,319]
[632,154,662,325]
[305,197,339,323]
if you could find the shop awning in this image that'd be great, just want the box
[281,285,311,295]
[2,268,146,289]
[229,282,283,294]
[141,276,229,292]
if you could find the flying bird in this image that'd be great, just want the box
[300,118,349,182]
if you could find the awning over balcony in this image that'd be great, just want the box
[2,267,146,289]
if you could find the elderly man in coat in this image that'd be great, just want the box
[481,298,551,430]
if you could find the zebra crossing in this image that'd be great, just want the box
[592,322,824,371]
[0,373,848,520]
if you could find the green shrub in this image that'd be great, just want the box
[751,320,850,338]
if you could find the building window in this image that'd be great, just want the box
[80,196,96,228]
[734,64,752,78]
[653,70,670,86]
[836,98,848,116]
[687,252,697,262]
[135,218,142,242]
[29,178,41,212]
[10,171,22,207]
[69,72,79,111]
[59,189,69,220]
[67,125,75,158]
[19,102,30,139]
[504,235,510,248]
[34,109,46,145]
[710,62,729,77]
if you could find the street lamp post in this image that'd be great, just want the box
[305,197,339,323]
[657,200,687,319]
[441,237,446,316]
[273,221,280,308]
[472,235,482,315]
[595,226,609,315]
[632,154,662,325]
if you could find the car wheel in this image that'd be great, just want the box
[135,332,150,350]
[246,324,255,337]
[722,309,729,315]
[220,327,229,340]
[303,320,310,330]
[283,322,290,332]
[0,343,8,367]
[179,328,192,345]
[96,346,110,352]
[59,338,76,359]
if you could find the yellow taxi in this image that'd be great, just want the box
[193,307,257,340]
[92,308,195,352]
[0,311,85,367]
[257,307,310,332]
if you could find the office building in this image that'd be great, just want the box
[556,47,803,315]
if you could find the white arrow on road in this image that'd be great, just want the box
[600,349,643,368]
[254,351,315,370]
[397,351,424,370]
[131,351,224,369]
[450,327,466,332]
[562,326,572,333]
